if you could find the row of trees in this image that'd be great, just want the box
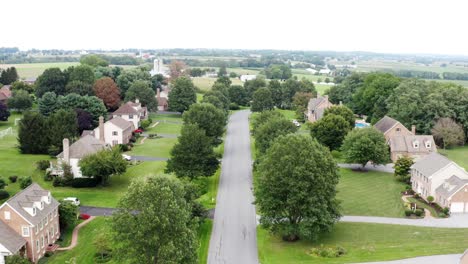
[0,67,19,85]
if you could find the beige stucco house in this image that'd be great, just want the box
[112,100,147,129]
[83,116,134,146]
[305,95,334,123]
[411,153,468,213]
[374,116,413,142]
[0,184,60,263]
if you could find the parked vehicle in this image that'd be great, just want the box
[122,154,132,161]
[134,129,143,133]
[63,197,80,206]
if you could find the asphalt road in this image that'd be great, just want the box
[208,110,259,264]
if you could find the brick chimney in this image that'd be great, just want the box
[63,138,70,164]
[411,125,416,135]
[157,88,161,101]
[99,116,105,142]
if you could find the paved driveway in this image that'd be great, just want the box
[80,206,117,216]
[338,163,395,173]
[208,110,259,264]
[130,155,168,161]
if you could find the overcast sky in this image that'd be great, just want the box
[3,0,468,55]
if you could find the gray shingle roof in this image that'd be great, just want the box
[57,135,108,159]
[307,96,326,111]
[374,116,400,134]
[0,221,26,253]
[435,175,468,198]
[113,102,138,115]
[389,135,437,153]
[411,152,453,176]
[109,116,133,130]
[5,183,59,226]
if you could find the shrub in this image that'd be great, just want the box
[308,245,346,258]
[19,176,32,189]
[118,144,130,152]
[53,177,63,187]
[44,252,53,258]
[331,150,342,160]
[36,160,50,171]
[427,196,434,203]
[438,212,447,218]
[229,103,240,110]
[141,119,152,129]
[443,207,450,215]
[71,178,98,188]
[148,133,159,139]
[0,190,9,200]
[415,209,423,217]
[404,209,413,217]
[130,136,136,143]
[0,179,6,189]
[80,213,91,220]
[9,176,18,183]
[414,193,420,199]
[405,185,411,190]
[43,172,53,182]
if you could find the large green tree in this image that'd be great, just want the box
[309,114,351,150]
[182,103,226,141]
[431,118,465,148]
[112,175,198,264]
[255,117,298,154]
[7,90,33,112]
[0,67,19,85]
[79,147,127,185]
[323,105,355,128]
[292,92,313,122]
[168,77,197,113]
[125,80,157,111]
[80,54,109,67]
[201,90,229,112]
[56,94,107,125]
[35,68,68,98]
[166,124,219,179]
[18,112,50,154]
[68,65,95,85]
[228,85,248,106]
[255,134,341,241]
[251,110,284,136]
[116,69,151,96]
[65,80,94,96]
[47,109,79,155]
[251,87,274,112]
[38,92,58,116]
[0,102,10,121]
[341,127,389,168]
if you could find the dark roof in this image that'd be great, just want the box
[113,102,138,115]
[307,95,327,111]
[374,116,400,134]
[0,85,12,98]
[389,135,437,153]
[0,221,26,253]
[158,97,168,106]
[57,135,108,159]
[81,130,95,137]
[4,183,59,225]
[109,116,134,130]
[411,153,453,176]
[435,175,468,198]
[0,91,8,101]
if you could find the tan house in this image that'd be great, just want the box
[83,116,134,146]
[0,184,60,263]
[157,88,169,111]
[113,100,147,129]
[411,153,468,213]
[0,85,11,105]
[374,116,437,162]
[305,95,334,123]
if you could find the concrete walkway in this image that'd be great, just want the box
[338,163,395,173]
[57,216,95,251]
[341,214,468,228]
[354,254,462,264]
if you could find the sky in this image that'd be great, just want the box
[3,0,468,55]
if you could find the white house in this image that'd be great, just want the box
[240,75,257,82]
[112,100,147,129]
[88,116,134,146]
[306,68,317,74]
[55,136,109,178]
[319,69,332,75]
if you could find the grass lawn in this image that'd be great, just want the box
[192,77,243,91]
[337,169,406,217]
[439,145,468,170]
[198,220,213,264]
[0,62,79,79]
[129,137,177,158]
[257,222,468,264]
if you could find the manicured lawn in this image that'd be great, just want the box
[192,77,243,91]
[337,169,406,217]
[129,137,177,158]
[198,168,221,209]
[257,223,468,264]
[198,220,213,264]
[146,122,182,135]
[439,145,468,170]
[57,220,83,247]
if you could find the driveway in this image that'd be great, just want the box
[130,155,168,161]
[338,163,395,173]
[341,214,468,228]
[354,254,462,264]
[80,206,117,216]
[208,110,259,264]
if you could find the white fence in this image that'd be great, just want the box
[0,127,12,139]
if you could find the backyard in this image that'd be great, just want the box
[439,145,468,170]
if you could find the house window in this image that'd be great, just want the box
[33,207,37,215]
[36,240,40,252]
[41,201,44,209]
[4,211,10,220]
[129,114,134,119]
[112,131,118,136]
[49,213,52,222]
[56,224,59,234]
[413,141,419,148]
[45,215,48,225]
[396,128,401,132]
[54,209,58,217]
[51,226,54,237]
[35,225,38,234]
[41,236,44,248]
[22,226,30,237]
[425,141,431,148]
[40,219,43,230]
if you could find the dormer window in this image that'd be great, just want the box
[425,141,431,148]
[33,206,37,216]
[48,195,51,204]
[413,140,419,148]
[396,128,401,132]
[129,114,134,119]
[41,201,44,209]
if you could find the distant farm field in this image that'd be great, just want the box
[192,77,243,90]
[0,62,79,79]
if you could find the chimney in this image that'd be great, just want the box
[63,138,70,164]
[99,116,105,142]
[411,125,416,135]
[339,101,343,106]
[135,98,140,104]
[157,88,161,101]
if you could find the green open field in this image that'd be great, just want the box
[356,60,468,74]
[192,77,243,91]
[0,62,79,79]
[257,222,468,264]
[439,145,468,170]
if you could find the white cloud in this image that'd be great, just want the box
[2,0,468,55]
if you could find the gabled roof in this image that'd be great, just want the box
[374,116,401,134]
[113,102,138,115]
[389,135,437,153]
[411,152,453,176]
[0,85,12,98]
[0,91,8,101]
[4,183,59,226]
[0,221,26,253]
[57,135,108,159]
[158,97,168,106]
[435,175,468,198]
[109,116,134,130]
[307,95,329,111]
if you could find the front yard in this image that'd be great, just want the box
[257,222,468,264]
[439,145,468,170]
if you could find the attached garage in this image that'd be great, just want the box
[450,202,465,213]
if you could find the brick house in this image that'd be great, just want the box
[0,184,60,263]
[410,153,468,213]
[304,95,334,123]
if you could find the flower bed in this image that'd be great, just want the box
[79,213,91,220]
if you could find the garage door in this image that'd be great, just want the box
[451,202,465,213]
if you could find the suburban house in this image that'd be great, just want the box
[0,85,12,104]
[157,88,169,111]
[240,75,257,82]
[54,136,109,178]
[319,68,332,75]
[410,152,468,213]
[304,95,334,123]
[0,184,60,263]
[112,100,147,129]
[374,116,437,162]
[82,116,134,146]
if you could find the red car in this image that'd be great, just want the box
[134,129,143,133]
